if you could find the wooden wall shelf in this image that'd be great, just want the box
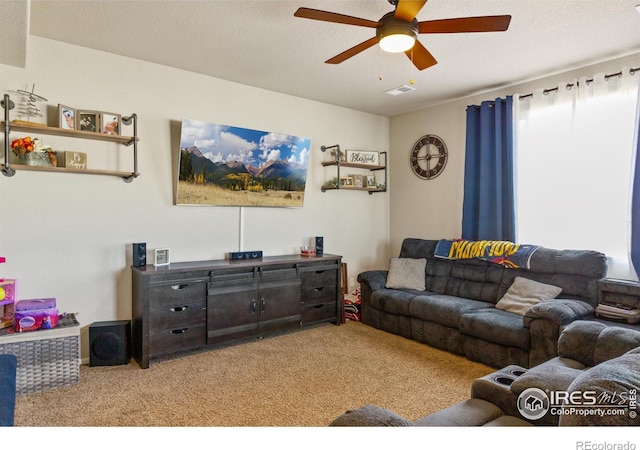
[320,145,387,194]
[2,94,139,182]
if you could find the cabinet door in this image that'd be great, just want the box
[207,273,259,344]
[258,268,301,333]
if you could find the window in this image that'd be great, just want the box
[514,71,639,279]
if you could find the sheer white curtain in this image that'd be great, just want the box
[514,69,640,279]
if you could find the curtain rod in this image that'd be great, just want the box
[518,67,640,100]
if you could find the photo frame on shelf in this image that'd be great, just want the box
[77,110,100,132]
[339,176,353,187]
[101,112,121,136]
[352,174,364,188]
[154,248,170,266]
[58,104,76,130]
[366,174,376,188]
[345,150,379,166]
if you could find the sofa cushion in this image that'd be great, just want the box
[409,294,493,329]
[495,277,562,316]
[414,399,505,426]
[0,354,17,427]
[459,309,530,350]
[559,351,640,426]
[369,289,417,316]
[509,364,584,396]
[444,258,505,303]
[425,258,452,294]
[385,258,426,291]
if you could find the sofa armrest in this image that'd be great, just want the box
[523,299,594,328]
[357,270,388,291]
[558,320,640,366]
[524,299,594,367]
[329,405,413,426]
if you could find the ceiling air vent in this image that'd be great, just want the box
[384,84,415,96]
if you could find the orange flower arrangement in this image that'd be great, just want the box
[11,136,34,156]
[11,136,57,166]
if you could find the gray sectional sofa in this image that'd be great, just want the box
[358,238,608,368]
[330,320,640,426]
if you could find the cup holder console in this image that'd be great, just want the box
[471,365,528,419]
[495,376,515,386]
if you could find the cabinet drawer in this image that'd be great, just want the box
[302,302,337,324]
[300,268,337,287]
[301,285,337,304]
[149,323,206,356]
[149,304,207,333]
[149,280,207,309]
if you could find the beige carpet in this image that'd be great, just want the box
[14,321,492,427]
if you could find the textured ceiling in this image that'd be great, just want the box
[4,0,640,116]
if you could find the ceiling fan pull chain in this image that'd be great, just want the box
[408,48,415,85]
[379,47,384,80]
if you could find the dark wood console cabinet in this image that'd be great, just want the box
[131,254,342,368]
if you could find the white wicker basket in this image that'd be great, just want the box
[0,315,80,395]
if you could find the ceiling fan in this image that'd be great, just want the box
[294,0,511,70]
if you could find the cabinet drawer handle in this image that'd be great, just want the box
[313,287,325,292]
[170,306,189,312]
[313,304,324,309]
[171,284,189,290]
[171,328,188,334]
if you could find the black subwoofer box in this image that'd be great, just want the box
[89,320,131,366]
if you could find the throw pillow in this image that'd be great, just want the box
[495,276,562,316]
[385,258,426,291]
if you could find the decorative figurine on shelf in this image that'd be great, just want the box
[14,84,48,125]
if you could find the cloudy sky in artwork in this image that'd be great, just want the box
[180,118,310,168]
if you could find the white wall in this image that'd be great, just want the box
[389,52,640,258]
[0,37,390,359]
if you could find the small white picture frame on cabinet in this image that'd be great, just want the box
[154,248,170,266]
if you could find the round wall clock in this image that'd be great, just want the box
[410,134,448,180]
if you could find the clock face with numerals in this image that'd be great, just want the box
[410,134,448,180]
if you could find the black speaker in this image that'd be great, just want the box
[89,320,131,366]
[229,250,263,260]
[315,236,324,255]
[132,243,146,267]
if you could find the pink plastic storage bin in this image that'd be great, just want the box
[14,298,58,332]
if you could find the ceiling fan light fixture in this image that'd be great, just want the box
[379,33,415,53]
[376,12,418,53]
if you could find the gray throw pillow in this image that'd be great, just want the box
[385,258,426,291]
[495,276,562,316]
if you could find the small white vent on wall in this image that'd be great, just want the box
[384,85,415,96]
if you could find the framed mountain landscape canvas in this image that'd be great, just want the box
[177,119,311,207]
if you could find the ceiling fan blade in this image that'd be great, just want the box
[325,37,379,64]
[294,7,378,28]
[394,0,428,22]
[405,40,438,70]
[418,15,512,33]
